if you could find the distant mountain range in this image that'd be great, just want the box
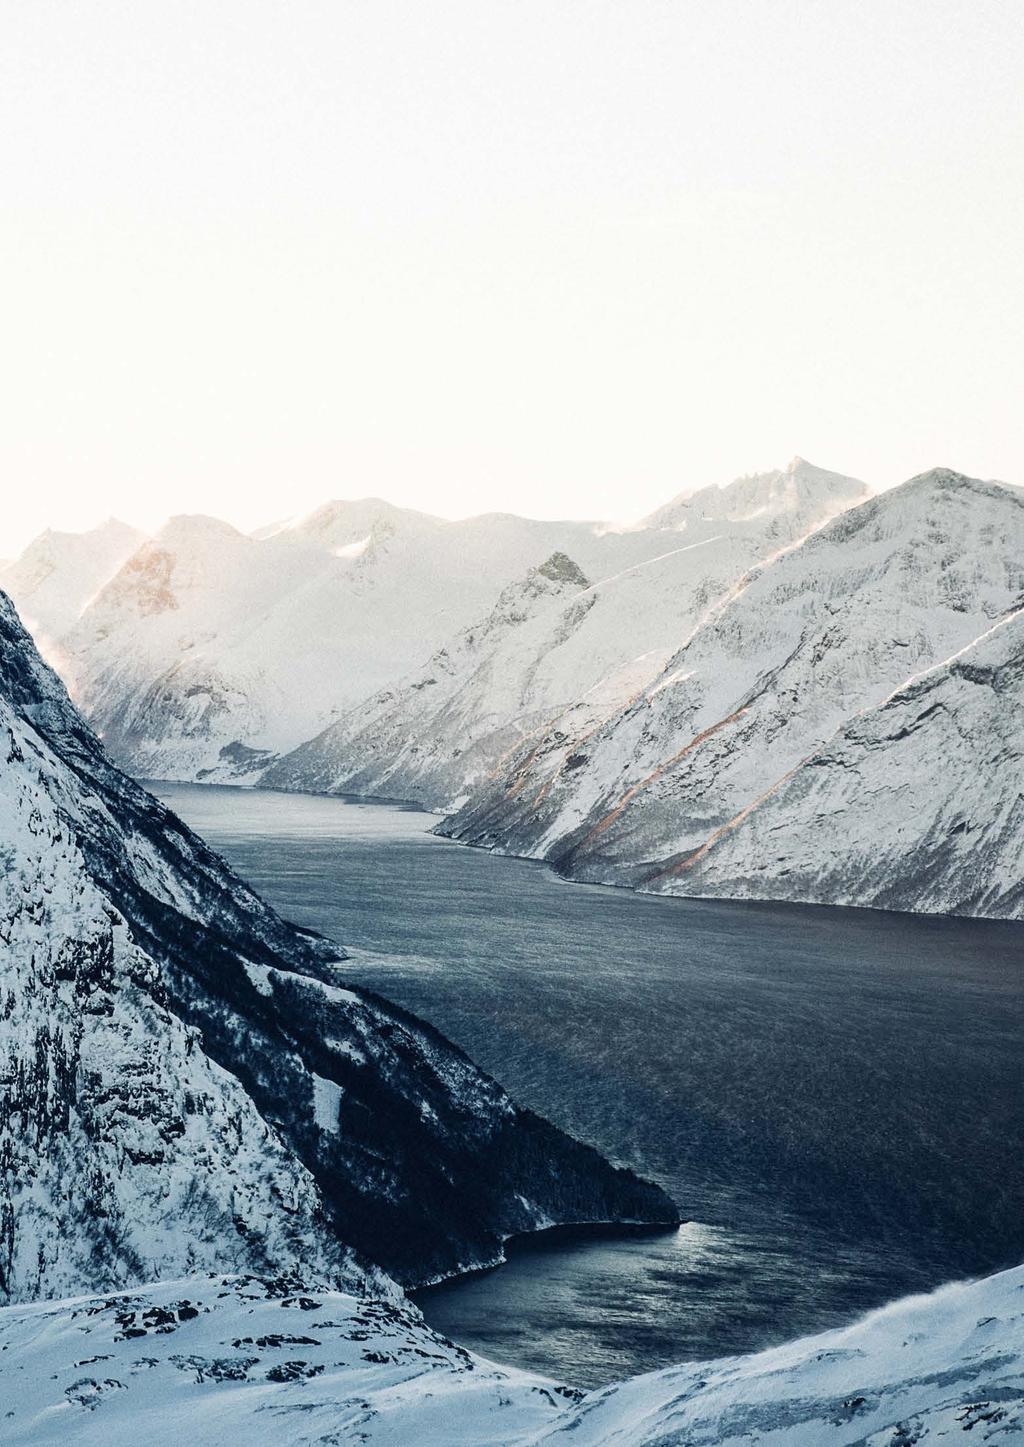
[265,459,865,809]
[0,458,865,784]
[4,458,1023,920]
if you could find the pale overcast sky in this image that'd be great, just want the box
[2,1,1022,553]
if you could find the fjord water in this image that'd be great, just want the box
[154,783,1024,1389]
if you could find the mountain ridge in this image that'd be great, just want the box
[440,468,1024,919]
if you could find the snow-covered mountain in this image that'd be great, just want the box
[3,1263,1021,1444]
[24,465,865,785]
[0,587,675,1306]
[443,470,1024,919]
[642,453,867,531]
[53,503,625,780]
[0,519,144,646]
[266,459,868,808]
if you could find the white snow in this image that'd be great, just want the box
[681,606,1024,915]
[0,701,367,1304]
[1,1265,1021,1444]
[243,960,275,997]
[0,518,145,642]
[445,468,1024,919]
[268,459,867,808]
[311,1073,344,1133]
[7,463,865,786]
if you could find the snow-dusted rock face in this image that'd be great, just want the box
[642,455,867,532]
[267,459,867,809]
[0,519,144,646]
[3,1264,1022,1445]
[263,550,598,806]
[443,471,1024,918]
[0,591,676,1304]
[675,608,1024,915]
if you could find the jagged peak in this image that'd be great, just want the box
[897,465,1021,498]
[446,550,591,656]
[535,552,590,588]
[777,465,1024,564]
[643,458,866,529]
[844,467,1024,522]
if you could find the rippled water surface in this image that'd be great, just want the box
[153,782,1024,1387]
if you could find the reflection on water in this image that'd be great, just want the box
[153,782,1024,1387]
[412,1222,900,1387]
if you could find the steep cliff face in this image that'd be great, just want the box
[266,460,867,810]
[0,591,676,1305]
[442,471,1024,919]
[673,608,1024,915]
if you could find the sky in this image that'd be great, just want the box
[2,1,1022,555]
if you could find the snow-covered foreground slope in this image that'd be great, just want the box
[0,519,144,645]
[267,460,866,808]
[3,1265,1022,1445]
[444,470,1024,919]
[0,588,675,1305]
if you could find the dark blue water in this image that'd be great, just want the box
[153,782,1024,1387]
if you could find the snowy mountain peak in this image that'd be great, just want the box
[443,464,1024,915]
[152,513,248,549]
[643,458,867,530]
[536,551,590,587]
[286,498,443,551]
[0,519,147,642]
[901,464,1020,500]
[813,466,1024,557]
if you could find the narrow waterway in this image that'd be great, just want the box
[154,782,1024,1388]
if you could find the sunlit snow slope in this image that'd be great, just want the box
[0,519,144,645]
[443,469,1024,918]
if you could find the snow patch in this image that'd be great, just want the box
[312,1074,344,1134]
